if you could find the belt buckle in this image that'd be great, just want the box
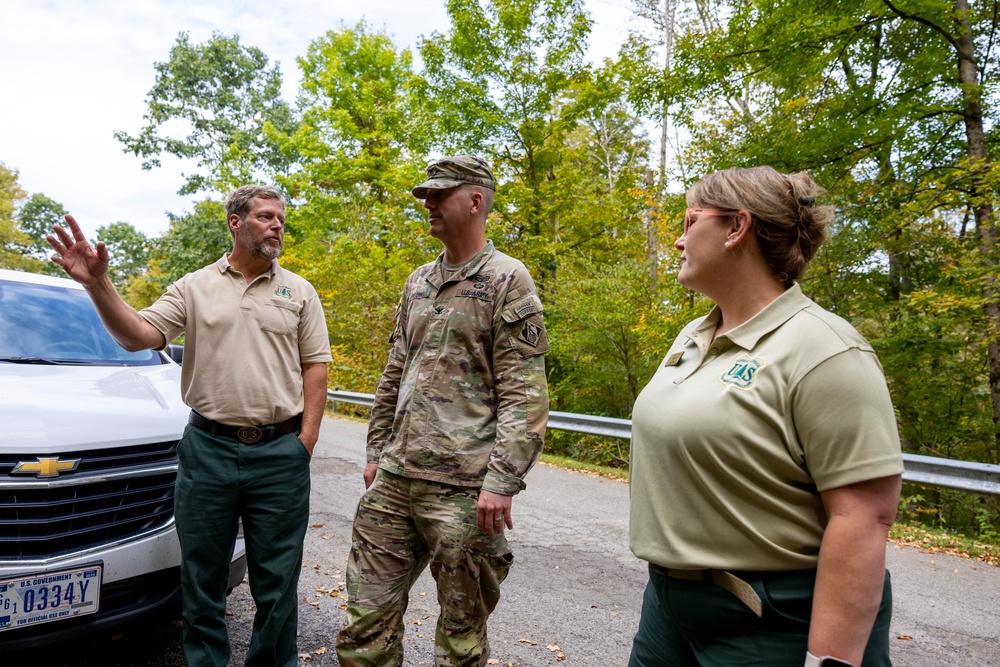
[237,426,263,444]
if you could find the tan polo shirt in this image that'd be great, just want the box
[629,285,903,571]
[140,254,332,426]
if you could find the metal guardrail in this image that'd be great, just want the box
[328,389,1000,496]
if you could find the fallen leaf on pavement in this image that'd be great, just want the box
[518,638,538,645]
[547,643,562,652]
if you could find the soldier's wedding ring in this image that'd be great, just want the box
[494,517,503,522]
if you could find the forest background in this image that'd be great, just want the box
[2,0,998,544]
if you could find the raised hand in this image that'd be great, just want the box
[47,214,110,287]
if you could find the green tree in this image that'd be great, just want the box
[115,32,297,195]
[275,24,437,393]
[142,199,231,293]
[17,193,68,273]
[96,221,150,291]
[419,0,594,285]
[279,23,431,243]
[0,163,47,272]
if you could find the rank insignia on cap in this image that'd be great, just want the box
[519,321,542,347]
[275,285,293,299]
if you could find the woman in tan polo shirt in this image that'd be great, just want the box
[628,167,903,667]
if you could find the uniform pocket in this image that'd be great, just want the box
[258,297,300,335]
[759,570,815,626]
[459,526,514,617]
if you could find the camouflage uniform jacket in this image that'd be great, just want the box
[368,241,550,495]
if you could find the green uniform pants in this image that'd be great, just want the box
[629,564,893,666]
[174,424,311,667]
[336,470,514,667]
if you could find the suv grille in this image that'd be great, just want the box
[0,442,178,559]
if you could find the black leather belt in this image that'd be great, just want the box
[188,410,302,445]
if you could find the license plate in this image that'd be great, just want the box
[0,565,101,632]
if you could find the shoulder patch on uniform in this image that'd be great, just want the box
[518,320,543,347]
[719,355,765,390]
[501,294,543,323]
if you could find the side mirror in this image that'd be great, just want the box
[167,344,184,365]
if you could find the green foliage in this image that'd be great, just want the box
[420,0,594,279]
[96,222,150,294]
[548,256,672,417]
[897,484,1000,552]
[140,199,231,297]
[0,164,55,273]
[115,32,297,195]
[541,446,630,479]
[17,193,67,272]
[278,23,430,244]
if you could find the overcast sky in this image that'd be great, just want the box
[0,0,635,240]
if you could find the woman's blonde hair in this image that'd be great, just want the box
[687,166,833,287]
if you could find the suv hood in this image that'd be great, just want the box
[0,364,188,452]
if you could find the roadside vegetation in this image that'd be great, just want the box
[5,0,999,546]
[539,444,1000,565]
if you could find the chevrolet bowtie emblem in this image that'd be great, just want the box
[12,457,82,478]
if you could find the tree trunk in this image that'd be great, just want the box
[644,169,658,292]
[954,0,1000,461]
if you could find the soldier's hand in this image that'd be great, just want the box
[47,215,110,288]
[363,462,379,489]
[477,490,513,537]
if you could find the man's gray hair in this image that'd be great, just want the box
[225,185,287,220]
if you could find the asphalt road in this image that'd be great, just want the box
[20,415,1000,666]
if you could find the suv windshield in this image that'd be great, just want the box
[0,278,164,366]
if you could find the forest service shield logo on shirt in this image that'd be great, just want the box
[719,355,765,390]
[275,285,293,299]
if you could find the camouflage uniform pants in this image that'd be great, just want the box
[336,470,514,667]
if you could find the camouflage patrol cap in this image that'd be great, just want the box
[412,155,495,199]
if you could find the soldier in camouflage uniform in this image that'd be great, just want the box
[336,156,549,667]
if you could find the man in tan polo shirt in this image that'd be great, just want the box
[47,185,332,667]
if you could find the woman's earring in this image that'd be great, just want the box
[725,240,733,248]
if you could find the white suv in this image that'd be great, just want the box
[0,269,247,650]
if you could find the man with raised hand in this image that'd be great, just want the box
[48,185,331,667]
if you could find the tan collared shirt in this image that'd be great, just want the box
[140,254,332,425]
[629,285,903,571]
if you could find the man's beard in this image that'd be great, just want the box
[237,223,282,260]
